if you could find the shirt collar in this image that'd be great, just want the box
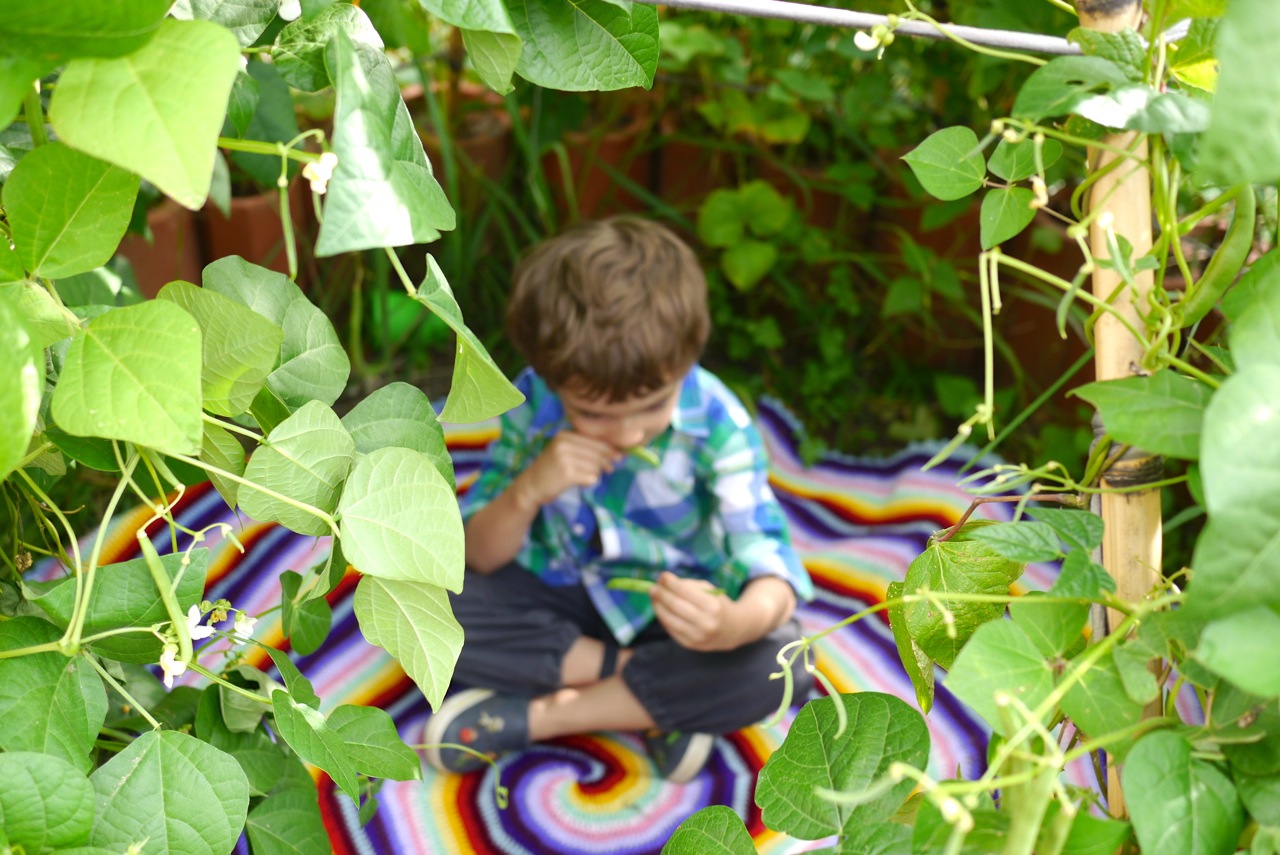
[668,366,711,438]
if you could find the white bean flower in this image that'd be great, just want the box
[186,605,215,641]
[303,151,339,195]
[159,643,187,689]
[233,611,258,642]
[278,0,302,22]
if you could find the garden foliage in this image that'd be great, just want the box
[0,0,658,851]
[666,0,1280,853]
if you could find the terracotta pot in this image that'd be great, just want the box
[201,177,311,280]
[116,198,203,298]
[540,107,655,220]
[754,156,876,244]
[655,113,736,214]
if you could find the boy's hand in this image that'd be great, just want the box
[650,571,742,652]
[514,430,622,509]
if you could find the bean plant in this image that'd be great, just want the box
[0,1,660,852]
[667,0,1280,853]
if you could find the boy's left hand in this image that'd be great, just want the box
[650,571,741,652]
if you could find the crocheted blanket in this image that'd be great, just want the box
[46,399,1073,854]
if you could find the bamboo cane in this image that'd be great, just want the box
[1075,0,1164,823]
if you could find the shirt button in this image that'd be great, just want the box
[572,523,586,536]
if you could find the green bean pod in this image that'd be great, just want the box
[1178,184,1256,328]
[628,446,661,467]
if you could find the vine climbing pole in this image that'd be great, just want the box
[1076,0,1163,820]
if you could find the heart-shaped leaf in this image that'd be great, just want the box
[49,19,241,210]
[353,576,463,711]
[51,300,204,456]
[902,126,986,201]
[2,141,140,278]
[662,805,756,855]
[0,751,94,852]
[269,690,360,803]
[507,0,658,91]
[88,730,249,854]
[945,620,1054,736]
[341,381,453,487]
[327,704,421,781]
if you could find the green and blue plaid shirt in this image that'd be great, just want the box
[461,366,813,644]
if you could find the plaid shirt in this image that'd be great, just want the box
[461,366,813,644]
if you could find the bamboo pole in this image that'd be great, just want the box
[1075,0,1163,822]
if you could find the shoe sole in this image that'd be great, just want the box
[423,687,495,772]
[666,733,715,784]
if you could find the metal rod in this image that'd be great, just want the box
[638,0,1084,54]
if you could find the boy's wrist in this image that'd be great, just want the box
[509,472,544,515]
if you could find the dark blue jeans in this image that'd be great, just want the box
[448,563,808,734]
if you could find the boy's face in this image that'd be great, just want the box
[558,379,682,452]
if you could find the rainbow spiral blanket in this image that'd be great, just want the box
[45,400,1078,854]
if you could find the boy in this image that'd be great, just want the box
[425,217,813,783]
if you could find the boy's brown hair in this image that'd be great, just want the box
[506,217,710,401]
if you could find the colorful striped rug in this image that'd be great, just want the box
[39,399,1079,854]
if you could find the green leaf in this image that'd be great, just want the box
[697,189,745,248]
[0,1,171,61]
[415,257,524,423]
[1228,264,1280,370]
[419,0,520,93]
[662,805,756,855]
[338,446,463,588]
[225,69,260,139]
[945,620,1054,736]
[2,142,140,278]
[259,647,320,710]
[722,240,778,291]
[88,730,249,854]
[1009,593,1088,657]
[915,800,1009,853]
[1195,606,1280,697]
[754,693,929,840]
[1112,640,1160,704]
[1028,507,1103,553]
[1199,0,1280,184]
[968,521,1062,563]
[353,575,463,711]
[328,704,421,780]
[270,689,361,803]
[740,180,793,237]
[0,280,79,349]
[901,126,986,201]
[0,290,41,482]
[1073,372,1214,460]
[887,580,936,712]
[0,617,106,773]
[507,0,658,91]
[158,281,285,417]
[1237,774,1280,826]
[291,598,332,657]
[240,401,354,536]
[245,789,331,855]
[1012,56,1132,122]
[341,381,453,488]
[315,29,455,256]
[1049,550,1115,600]
[891,530,1024,669]
[51,300,204,456]
[203,257,351,411]
[34,549,209,664]
[461,29,522,95]
[171,0,279,48]
[49,19,242,210]
[1122,730,1244,855]
[271,3,384,91]
[986,136,1063,183]
[1186,366,1280,617]
[0,752,94,852]
[1059,651,1145,760]
[0,58,49,131]
[980,187,1037,249]
[194,688,296,797]
[1045,803,1132,855]
[1067,27,1146,82]
[202,421,246,510]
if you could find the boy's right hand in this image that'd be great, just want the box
[512,431,622,509]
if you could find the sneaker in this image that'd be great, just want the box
[423,688,530,774]
[643,730,715,783]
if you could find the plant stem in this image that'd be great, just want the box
[1160,354,1221,389]
[217,137,320,162]
[168,452,339,537]
[187,661,273,705]
[385,247,417,296]
[23,84,48,147]
[87,655,161,730]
